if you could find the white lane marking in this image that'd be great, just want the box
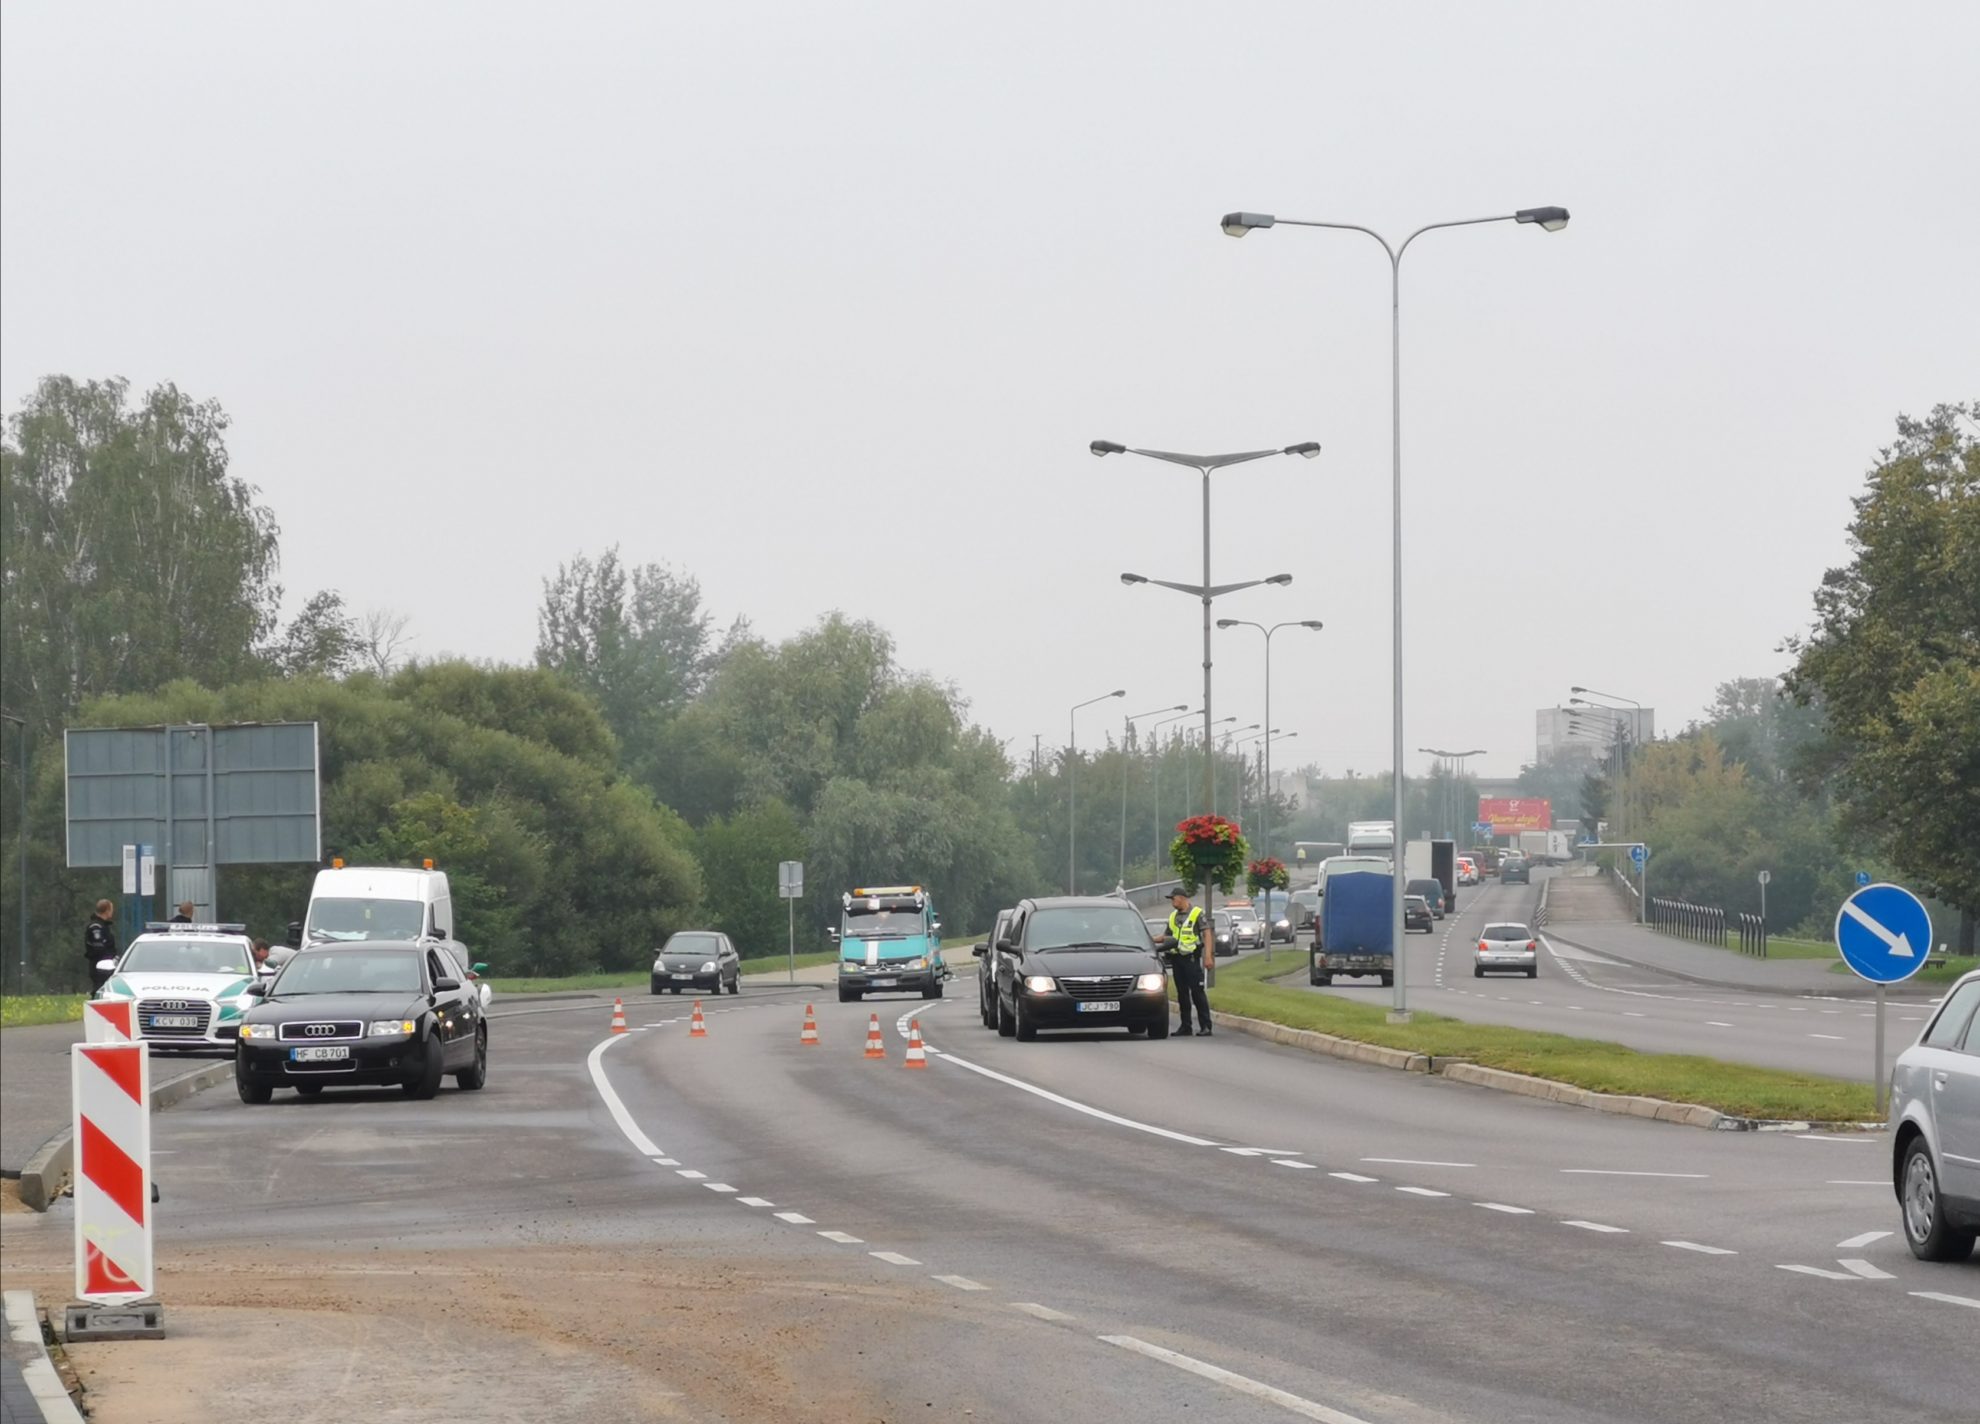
[737,1196,774,1207]
[1809,1034,1845,1041]
[1396,1187,1449,1198]
[676,1169,707,1180]
[1778,1264,1858,1280]
[1362,1158,1474,1168]
[1623,1011,1647,1018]
[1562,1221,1629,1234]
[1826,1181,1886,1187]
[870,1251,921,1266]
[1223,1147,1300,1157]
[1273,1159,1319,1170]
[934,1275,990,1291]
[1663,1241,1736,1255]
[1704,1021,1734,1028]
[1910,1291,1980,1309]
[1475,1202,1534,1214]
[1560,1169,1708,1179]
[1795,1134,1874,1144]
[1100,1335,1374,1424]
[930,1048,1220,1146]
[1838,1258,1895,1280]
[1330,1172,1379,1183]
[774,1211,815,1224]
[1837,1230,1891,1249]
[584,1035,666,1157]
[1012,1302,1075,1322]
[702,1182,737,1193]
[654,1158,681,1167]
[817,1231,864,1244]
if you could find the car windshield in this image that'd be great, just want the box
[273,951,424,995]
[119,938,251,975]
[844,908,923,939]
[663,934,721,956]
[306,898,425,943]
[1408,879,1440,895]
[1028,907,1150,951]
[1229,908,1259,925]
[1483,924,1532,942]
[1406,897,1429,910]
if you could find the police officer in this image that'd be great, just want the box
[1159,885,1213,1037]
[84,899,118,992]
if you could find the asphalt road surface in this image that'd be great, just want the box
[4,972,1973,1424]
[1294,873,1938,1081]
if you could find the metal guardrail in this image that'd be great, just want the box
[1648,896,1765,957]
[1733,911,1769,958]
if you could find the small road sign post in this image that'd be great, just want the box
[1834,882,1934,1114]
[778,861,804,983]
[1757,869,1770,928]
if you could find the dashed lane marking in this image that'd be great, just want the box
[1475,1203,1533,1214]
[817,1231,864,1244]
[1837,1230,1891,1249]
[1910,1291,1980,1309]
[1778,1264,1858,1280]
[1011,1303,1075,1322]
[934,1275,990,1291]
[1704,1021,1734,1028]
[1809,1034,1845,1040]
[654,1158,681,1167]
[1561,1169,1707,1179]
[1396,1187,1449,1198]
[737,1196,774,1207]
[1330,1172,1379,1183]
[870,1251,921,1266]
[702,1182,737,1193]
[1362,1158,1473,1168]
[676,1169,707,1180]
[1838,1259,1895,1280]
[1273,1159,1319,1170]
[1100,1335,1375,1424]
[1562,1220,1629,1234]
[774,1211,815,1224]
[1663,1241,1737,1255]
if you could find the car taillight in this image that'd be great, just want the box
[1477,942,1489,954]
[1525,941,1536,952]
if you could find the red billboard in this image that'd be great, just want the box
[1479,797,1552,834]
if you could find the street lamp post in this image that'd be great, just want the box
[1219,619,1323,866]
[1418,746,1486,840]
[1219,723,1264,813]
[1121,703,1187,889]
[1221,203,1567,1021]
[1069,689,1126,894]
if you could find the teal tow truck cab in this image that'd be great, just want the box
[834,885,945,1003]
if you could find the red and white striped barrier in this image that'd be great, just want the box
[82,999,135,1043]
[71,1042,153,1305]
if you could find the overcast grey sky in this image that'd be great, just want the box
[5,1,1975,781]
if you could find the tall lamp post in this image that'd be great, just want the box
[1417,746,1486,840]
[1221,203,1568,1021]
[1120,703,1187,889]
[0,713,25,987]
[1091,440,1319,815]
[1219,723,1264,814]
[1219,618,1324,865]
[1069,689,1127,893]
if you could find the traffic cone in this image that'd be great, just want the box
[610,998,628,1034]
[800,1004,819,1046]
[690,1000,708,1038]
[903,1019,928,1069]
[863,1013,886,1060]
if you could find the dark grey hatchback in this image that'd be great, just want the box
[991,897,1170,1041]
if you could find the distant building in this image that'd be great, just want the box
[1536,706,1654,765]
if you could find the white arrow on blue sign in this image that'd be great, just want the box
[1855,870,1871,887]
[1629,845,1646,867]
[1833,883,1933,985]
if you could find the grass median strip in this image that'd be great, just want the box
[0,993,89,1028]
[1205,953,1877,1122]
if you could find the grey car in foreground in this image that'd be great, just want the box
[1889,968,1980,1261]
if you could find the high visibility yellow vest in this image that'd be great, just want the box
[1167,906,1204,955]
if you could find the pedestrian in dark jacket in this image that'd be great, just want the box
[85,900,118,991]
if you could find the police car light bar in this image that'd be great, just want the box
[144,922,249,935]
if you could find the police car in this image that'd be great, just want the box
[95,922,264,1048]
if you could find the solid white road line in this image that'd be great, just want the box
[870,1251,921,1266]
[1561,1169,1707,1179]
[817,1231,864,1244]
[1100,1335,1374,1424]
[737,1196,774,1207]
[1011,1302,1075,1322]
[774,1211,815,1224]
[1362,1158,1474,1168]
[1663,1241,1737,1255]
[1777,1265,1858,1280]
[931,1048,1220,1146]
[1909,1291,1980,1309]
[1475,1203,1534,1215]
[1562,1221,1629,1234]
[934,1275,990,1291]
[1329,1172,1379,1183]
[584,1036,666,1157]
[1838,1258,1895,1280]
[1836,1230,1891,1249]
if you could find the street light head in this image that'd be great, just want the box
[1215,618,1238,629]
[1221,211,1276,237]
[1284,441,1322,459]
[1515,206,1571,233]
[1266,573,1293,586]
[1110,690,1126,699]
[1570,685,1588,694]
[1300,620,1324,630]
[1120,572,1147,586]
[1090,440,1126,457]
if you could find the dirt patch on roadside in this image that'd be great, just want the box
[1,1177,33,1213]
[1,1241,981,1423]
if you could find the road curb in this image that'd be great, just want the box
[1216,1012,1431,1073]
[1437,1062,1725,1128]
[3,1289,85,1424]
[17,1060,232,1213]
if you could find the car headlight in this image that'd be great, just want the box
[700,960,716,972]
[368,1020,415,1037]
[840,961,857,973]
[239,1023,279,1040]
[905,958,926,970]
[1023,975,1057,994]
[1135,973,1166,992]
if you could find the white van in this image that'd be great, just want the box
[300,865,454,946]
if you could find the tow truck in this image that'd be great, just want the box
[832,885,945,1002]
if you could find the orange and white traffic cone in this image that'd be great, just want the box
[610,998,628,1034]
[903,1019,928,1069]
[800,1004,820,1046]
[863,1013,886,1060]
[690,1000,708,1038]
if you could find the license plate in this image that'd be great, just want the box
[872,978,897,988]
[1075,1001,1121,1013]
[289,1045,349,1062]
[150,1015,198,1029]
[672,973,695,980]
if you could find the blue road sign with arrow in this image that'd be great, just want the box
[1855,870,1871,887]
[1629,845,1646,867]
[1834,883,1933,985]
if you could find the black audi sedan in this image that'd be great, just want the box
[235,942,486,1102]
[991,897,1170,1041]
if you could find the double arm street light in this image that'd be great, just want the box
[1069,689,1126,893]
[1418,746,1486,840]
[1221,203,1568,1021]
[1121,703,1188,888]
[1219,618,1324,866]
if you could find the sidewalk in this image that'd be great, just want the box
[1544,918,1935,999]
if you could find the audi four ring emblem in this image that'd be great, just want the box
[303,1024,338,1037]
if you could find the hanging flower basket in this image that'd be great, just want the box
[1245,857,1290,896]
[1169,814,1250,894]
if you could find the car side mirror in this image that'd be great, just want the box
[285,921,303,949]
[433,977,461,993]
[244,980,268,997]
[827,928,840,942]
[932,920,943,933]
[433,926,449,940]
[971,943,987,958]
[995,938,1016,954]
[95,958,116,972]
[472,962,489,975]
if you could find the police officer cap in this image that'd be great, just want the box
[1168,885,1192,900]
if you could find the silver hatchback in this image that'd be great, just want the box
[1888,969,1980,1261]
